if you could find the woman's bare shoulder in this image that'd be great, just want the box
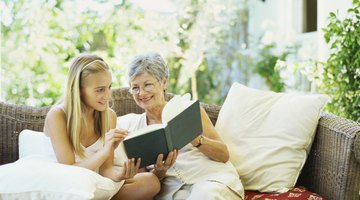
[46,105,66,118]
[44,105,67,135]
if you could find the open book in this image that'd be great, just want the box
[123,94,203,168]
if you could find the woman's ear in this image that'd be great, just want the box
[162,78,168,91]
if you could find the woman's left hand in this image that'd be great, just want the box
[119,158,141,180]
[152,150,178,180]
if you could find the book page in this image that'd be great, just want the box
[125,124,165,140]
[162,93,192,123]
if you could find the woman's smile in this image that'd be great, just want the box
[139,96,152,103]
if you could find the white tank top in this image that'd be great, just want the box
[43,105,104,163]
[43,135,103,163]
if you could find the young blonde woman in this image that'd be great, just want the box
[43,53,160,200]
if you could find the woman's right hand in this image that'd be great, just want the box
[151,150,178,180]
[104,128,128,151]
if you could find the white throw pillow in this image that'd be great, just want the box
[215,82,329,193]
[19,129,46,158]
[0,156,121,200]
[18,129,58,162]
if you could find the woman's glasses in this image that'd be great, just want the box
[128,81,158,95]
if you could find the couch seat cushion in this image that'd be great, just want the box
[245,186,325,200]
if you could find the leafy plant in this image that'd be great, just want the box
[1,0,250,106]
[322,1,360,121]
[254,44,291,92]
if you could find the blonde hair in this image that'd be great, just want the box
[64,54,111,158]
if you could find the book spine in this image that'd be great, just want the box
[164,125,173,151]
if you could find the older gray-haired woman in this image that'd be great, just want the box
[117,52,244,200]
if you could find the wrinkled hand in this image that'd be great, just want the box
[191,135,201,146]
[152,150,178,180]
[120,158,141,180]
[104,128,128,151]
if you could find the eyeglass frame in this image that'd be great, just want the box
[128,81,160,95]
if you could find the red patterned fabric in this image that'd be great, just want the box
[245,186,325,200]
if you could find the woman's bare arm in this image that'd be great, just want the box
[190,107,229,162]
[44,107,110,171]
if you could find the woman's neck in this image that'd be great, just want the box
[82,105,95,120]
[145,102,166,125]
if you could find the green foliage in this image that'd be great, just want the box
[0,0,299,107]
[0,0,164,106]
[159,0,249,105]
[194,0,250,104]
[321,1,360,121]
[166,0,203,95]
[254,44,290,92]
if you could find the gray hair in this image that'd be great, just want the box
[127,52,169,83]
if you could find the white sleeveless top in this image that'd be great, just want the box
[116,113,244,197]
[43,135,103,163]
[43,105,104,164]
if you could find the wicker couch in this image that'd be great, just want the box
[1,87,359,200]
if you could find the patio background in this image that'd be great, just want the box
[1,0,359,121]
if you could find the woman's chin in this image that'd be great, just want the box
[95,103,108,111]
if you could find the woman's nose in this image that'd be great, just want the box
[104,89,112,100]
[138,87,147,95]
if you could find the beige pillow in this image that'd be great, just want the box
[215,82,329,193]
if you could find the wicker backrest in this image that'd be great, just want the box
[0,103,50,164]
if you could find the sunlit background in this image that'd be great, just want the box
[1,0,359,121]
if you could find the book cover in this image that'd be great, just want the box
[123,94,203,168]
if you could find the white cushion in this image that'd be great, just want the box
[19,129,46,158]
[18,129,58,162]
[215,82,329,193]
[0,156,121,200]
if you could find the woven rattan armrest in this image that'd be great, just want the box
[297,112,360,200]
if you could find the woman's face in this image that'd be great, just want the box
[80,70,112,112]
[130,72,167,110]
